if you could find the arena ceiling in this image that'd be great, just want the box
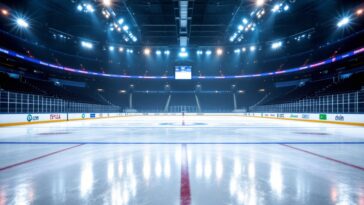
[1,0,363,47]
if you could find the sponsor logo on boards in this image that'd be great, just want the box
[278,114,284,118]
[319,114,327,120]
[27,114,39,122]
[50,114,61,120]
[302,114,310,119]
[335,115,345,121]
[290,114,299,118]
[82,113,86,119]
[90,113,96,118]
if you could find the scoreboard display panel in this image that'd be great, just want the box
[175,66,192,80]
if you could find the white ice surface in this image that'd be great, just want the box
[0,115,363,205]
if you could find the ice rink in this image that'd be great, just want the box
[0,115,364,205]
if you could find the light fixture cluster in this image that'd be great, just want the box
[229,1,292,43]
[100,2,138,43]
[81,41,93,49]
[76,3,95,13]
[196,49,221,56]
[50,29,72,41]
[76,1,137,43]
[292,29,314,42]
[230,17,257,42]
[107,46,134,53]
[178,47,188,58]
[271,41,282,49]
[271,3,290,13]
[143,48,171,56]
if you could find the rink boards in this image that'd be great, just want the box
[0,112,363,126]
[0,113,124,126]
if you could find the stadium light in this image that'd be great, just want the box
[123,25,129,31]
[272,4,280,13]
[250,46,256,52]
[109,46,115,51]
[337,17,350,28]
[103,0,112,7]
[178,52,188,58]
[242,18,248,25]
[242,47,247,52]
[77,4,83,11]
[256,0,265,7]
[119,47,124,52]
[85,4,95,13]
[357,9,363,16]
[196,50,203,55]
[271,41,282,49]
[164,50,170,55]
[205,50,212,55]
[144,48,151,55]
[81,41,93,49]
[216,48,223,56]
[118,18,124,25]
[16,18,29,28]
[284,5,289,11]
[156,50,162,55]
[1,9,9,16]
[234,49,241,54]
[238,25,244,31]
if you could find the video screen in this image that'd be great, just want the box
[175,66,192,80]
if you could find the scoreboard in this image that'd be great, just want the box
[175,66,192,80]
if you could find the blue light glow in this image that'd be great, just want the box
[16,18,29,28]
[337,17,350,28]
[178,51,188,58]
[0,46,362,80]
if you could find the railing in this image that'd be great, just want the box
[0,90,121,113]
[250,91,363,114]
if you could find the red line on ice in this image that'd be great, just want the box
[0,144,83,172]
[282,144,364,171]
[180,144,191,205]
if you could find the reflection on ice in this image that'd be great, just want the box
[14,181,34,205]
[233,157,242,177]
[155,158,162,178]
[269,161,283,198]
[118,160,123,178]
[108,160,115,183]
[204,157,212,180]
[143,154,151,182]
[164,155,171,179]
[248,161,255,179]
[195,157,203,179]
[80,160,94,198]
[215,156,223,181]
